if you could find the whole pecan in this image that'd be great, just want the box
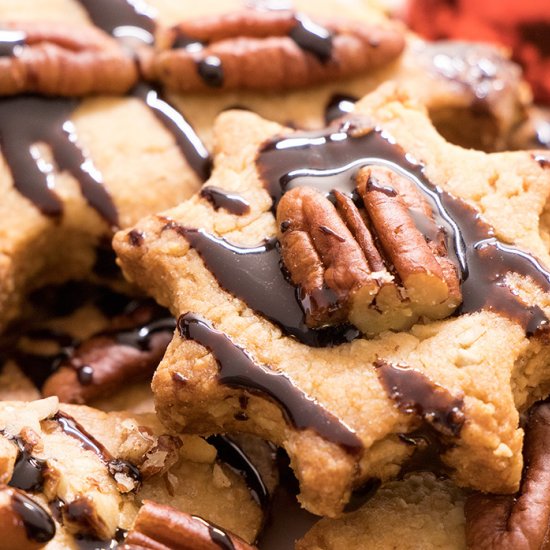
[465,402,550,550]
[0,21,138,96]
[143,10,405,92]
[276,166,461,334]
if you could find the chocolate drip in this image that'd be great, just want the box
[191,516,236,550]
[12,490,56,543]
[325,94,358,124]
[178,313,362,453]
[207,435,270,510]
[132,83,212,182]
[197,56,225,88]
[75,0,155,41]
[53,412,141,489]
[167,225,359,347]
[375,361,465,437]
[200,186,251,215]
[0,30,26,56]
[289,14,333,62]
[5,434,47,492]
[256,120,550,334]
[0,96,118,227]
[112,316,176,351]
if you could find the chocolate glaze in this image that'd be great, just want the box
[178,313,362,453]
[12,490,56,543]
[131,83,212,182]
[197,56,225,88]
[207,435,270,510]
[289,14,333,62]
[256,119,550,335]
[192,516,236,550]
[325,94,358,125]
[75,0,155,41]
[54,412,141,489]
[0,30,26,56]
[0,96,119,226]
[375,360,465,437]
[4,433,47,492]
[167,224,359,347]
[200,186,251,215]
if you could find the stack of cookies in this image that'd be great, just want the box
[0,1,549,548]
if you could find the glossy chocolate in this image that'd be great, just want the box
[0,30,26,56]
[200,186,251,215]
[256,119,550,335]
[375,360,465,437]
[12,490,56,543]
[54,412,141,488]
[5,434,47,492]
[207,435,270,510]
[75,0,155,42]
[324,94,358,124]
[289,14,333,62]
[192,516,236,550]
[167,225,359,347]
[197,56,225,88]
[132,83,212,182]
[178,313,362,453]
[0,96,118,226]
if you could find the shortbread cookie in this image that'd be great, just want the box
[297,474,466,550]
[0,397,266,547]
[114,84,550,517]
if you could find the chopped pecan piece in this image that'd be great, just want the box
[123,500,256,550]
[0,485,55,549]
[143,10,405,92]
[276,166,461,334]
[465,401,550,550]
[0,21,138,96]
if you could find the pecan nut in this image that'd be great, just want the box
[123,500,256,550]
[0,21,138,96]
[465,401,550,550]
[143,10,405,92]
[277,166,462,334]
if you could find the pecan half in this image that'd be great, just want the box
[0,485,55,550]
[465,402,550,550]
[143,10,404,92]
[0,21,138,96]
[41,305,175,404]
[122,500,256,550]
[276,166,461,334]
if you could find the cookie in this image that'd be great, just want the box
[114,83,550,517]
[0,396,268,547]
[297,474,466,550]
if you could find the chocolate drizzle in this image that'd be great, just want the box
[75,0,155,43]
[289,14,333,62]
[5,433,47,492]
[131,83,211,182]
[256,120,550,335]
[12,490,56,543]
[191,515,236,550]
[0,96,118,226]
[53,411,141,489]
[178,313,362,453]
[325,94,358,124]
[375,360,465,437]
[197,56,225,88]
[167,225,359,347]
[207,435,270,510]
[200,186,251,215]
[0,30,26,56]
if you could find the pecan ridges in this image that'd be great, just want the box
[276,166,462,335]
